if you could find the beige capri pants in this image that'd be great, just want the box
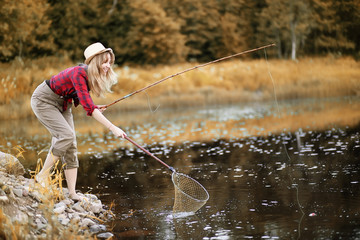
[31,81,79,169]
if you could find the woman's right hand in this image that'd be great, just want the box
[109,125,127,138]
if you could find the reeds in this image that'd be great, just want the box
[0,56,359,120]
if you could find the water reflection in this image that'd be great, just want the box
[1,97,360,239]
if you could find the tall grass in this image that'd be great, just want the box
[0,56,359,120]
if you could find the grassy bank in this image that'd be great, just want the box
[0,56,359,120]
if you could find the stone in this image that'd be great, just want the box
[72,202,85,212]
[14,212,28,223]
[89,200,103,214]
[81,218,95,227]
[97,232,114,239]
[61,199,72,205]
[36,223,47,231]
[57,213,68,225]
[54,205,66,214]
[89,224,102,233]
[0,189,5,196]
[31,202,38,208]
[0,195,9,204]
[22,187,29,197]
[85,193,98,201]
[13,188,23,197]
[58,215,70,225]
[29,191,42,202]
[98,224,107,231]
[0,152,25,176]
[54,201,67,209]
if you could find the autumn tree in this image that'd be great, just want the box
[47,0,102,61]
[305,0,356,55]
[105,0,187,65]
[337,0,360,55]
[0,0,53,61]
[216,0,251,57]
[160,0,224,61]
[256,0,311,59]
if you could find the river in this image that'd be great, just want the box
[1,96,360,239]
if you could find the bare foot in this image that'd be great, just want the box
[69,193,85,202]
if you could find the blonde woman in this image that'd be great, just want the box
[31,42,126,201]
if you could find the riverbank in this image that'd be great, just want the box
[0,56,359,120]
[0,151,114,239]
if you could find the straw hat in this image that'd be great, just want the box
[84,42,112,65]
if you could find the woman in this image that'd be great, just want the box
[31,42,126,201]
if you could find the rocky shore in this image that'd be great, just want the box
[0,151,114,239]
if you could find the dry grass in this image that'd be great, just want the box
[0,147,97,239]
[0,56,359,120]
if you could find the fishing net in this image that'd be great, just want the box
[172,172,209,213]
[124,136,209,213]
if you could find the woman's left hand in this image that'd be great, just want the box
[97,105,107,113]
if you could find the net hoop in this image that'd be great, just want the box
[171,172,210,204]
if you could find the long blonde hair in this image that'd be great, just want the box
[87,51,117,97]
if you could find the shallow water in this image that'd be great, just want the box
[1,96,360,239]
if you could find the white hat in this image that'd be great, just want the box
[84,42,113,64]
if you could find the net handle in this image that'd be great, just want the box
[125,136,175,172]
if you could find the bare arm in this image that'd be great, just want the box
[92,108,126,138]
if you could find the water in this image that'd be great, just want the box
[1,96,360,239]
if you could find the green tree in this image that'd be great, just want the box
[0,0,53,61]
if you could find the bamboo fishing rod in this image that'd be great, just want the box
[104,43,276,108]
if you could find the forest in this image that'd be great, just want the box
[1,0,359,65]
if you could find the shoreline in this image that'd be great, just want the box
[0,152,114,239]
[0,56,359,120]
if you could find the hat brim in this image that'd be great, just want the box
[85,48,113,65]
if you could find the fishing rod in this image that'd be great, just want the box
[104,43,276,109]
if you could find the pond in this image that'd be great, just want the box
[1,96,360,239]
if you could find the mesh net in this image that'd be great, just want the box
[172,172,209,213]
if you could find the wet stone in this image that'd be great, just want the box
[97,232,114,239]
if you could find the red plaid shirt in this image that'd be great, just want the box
[49,65,97,116]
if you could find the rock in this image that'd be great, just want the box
[54,205,66,214]
[39,216,47,224]
[36,223,47,231]
[97,232,114,239]
[0,195,9,204]
[54,201,67,209]
[29,191,42,202]
[72,215,81,223]
[85,193,98,201]
[72,202,85,212]
[89,200,103,214]
[90,224,102,233]
[0,165,115,239]
[22,187,29,197]
[13,188,23,197]
[0,189,6,196]
[14,212,28,223]
[98,224,107,231]
[31,202,38,208]
[0,152,25,176]
[81,218,96,227]
[58,214,70,225]
[61,199,72,205]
